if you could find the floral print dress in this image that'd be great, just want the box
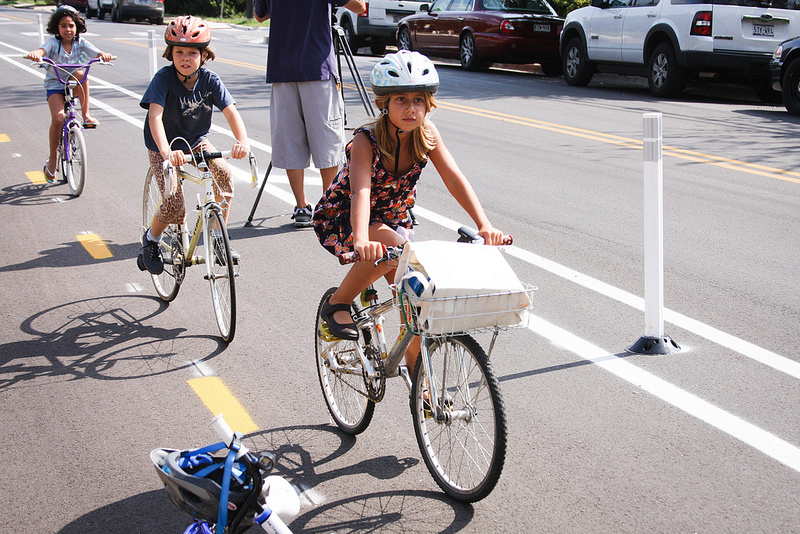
[313,126,427,256]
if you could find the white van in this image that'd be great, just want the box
[335,0,427,55]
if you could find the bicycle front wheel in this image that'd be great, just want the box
[411,334,507,502]
[65,125,87,196]
[204,208,236,343]
[315,287,375,434]
[142,168,182,302]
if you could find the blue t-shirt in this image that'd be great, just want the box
[40,36,101,91]
[140,65,235,153]
[254,0,349,83]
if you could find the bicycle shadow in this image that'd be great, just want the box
[0,182,80,206]
[0,294,228,390]
[0,240,142,272]
[241,425,474,533]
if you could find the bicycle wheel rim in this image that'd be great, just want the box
[66,125,86,196]
[315,287,374,434]
[204,208,236,342]
[142,168,180,301]
[411,334,507,502]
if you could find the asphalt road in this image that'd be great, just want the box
[1,6,800,533]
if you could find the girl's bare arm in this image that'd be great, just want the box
[349,131,384,261]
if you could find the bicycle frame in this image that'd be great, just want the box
[38,57,103,158]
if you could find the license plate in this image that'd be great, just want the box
[534,24,550,32]
[753,24,774,36]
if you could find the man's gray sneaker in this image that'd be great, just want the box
[291,205,313,228]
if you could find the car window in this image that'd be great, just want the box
[482,0,556,13]
[449,0,472,9]
[630,0,659,6]
[430,0,453,11]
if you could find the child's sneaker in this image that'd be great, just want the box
[138,233,164,275]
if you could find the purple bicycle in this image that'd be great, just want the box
[25,55,114,196]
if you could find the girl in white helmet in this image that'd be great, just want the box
[313,51,505,369]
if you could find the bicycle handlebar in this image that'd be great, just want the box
[24,55,116,86]
[337,227,513,265]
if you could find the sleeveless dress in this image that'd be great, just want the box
[313,126,427,256]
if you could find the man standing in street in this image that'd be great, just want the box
[254,0,367,227]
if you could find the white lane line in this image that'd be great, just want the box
[528,313,800,473]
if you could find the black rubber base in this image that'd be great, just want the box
[627,335,681,355]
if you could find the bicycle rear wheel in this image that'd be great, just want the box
[64,125,87,196]
[142,168,182,302]
[204,208,236,343]
[410,334,507,502]
[315,287,375,434]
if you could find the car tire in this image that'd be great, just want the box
[781,58,800,115]
[370,44,386,56]
[97,8,105,19]
[397,26,412,51]
[86,7,95,18]
[648,43,685,98]
[562,37,594,87]
[460,32,484,71]
[341,20,361,55]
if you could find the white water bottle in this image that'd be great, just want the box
[255,505,293,534]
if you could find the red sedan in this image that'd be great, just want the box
[397,0,564,74]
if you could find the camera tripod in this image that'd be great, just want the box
[244,24,376,227]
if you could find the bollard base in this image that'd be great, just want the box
[627,335,680,355]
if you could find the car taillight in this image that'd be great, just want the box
[500,19,516,34]
[359,0,368,17]
[691,11,712,36]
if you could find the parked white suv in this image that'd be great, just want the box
[335,0,427,55]
[560,0,800,101]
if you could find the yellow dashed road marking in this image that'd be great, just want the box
[77,233,112,259]
[26,170,46,184]
[0,134,10,142]
[188,376,259,434]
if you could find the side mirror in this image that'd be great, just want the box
[421,3,430,12]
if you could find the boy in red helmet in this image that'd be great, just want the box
[138,16,250,275]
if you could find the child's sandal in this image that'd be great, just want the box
[42,163,56,184]
[320,296,358,340]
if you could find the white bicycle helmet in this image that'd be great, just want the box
[370,51,439,95]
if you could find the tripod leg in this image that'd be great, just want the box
[244,161,273,227]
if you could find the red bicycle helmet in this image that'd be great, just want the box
[164,16,211,48]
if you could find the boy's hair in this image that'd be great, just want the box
[373,92,437,167]
[46,8,87,37]
[162,44,216,63]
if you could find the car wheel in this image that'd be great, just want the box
[341,20,361,55]
[781,58,800,115]
[111,4,118,21]
[86,7,94,18]
[97,8,105,19]
[370,44,386,56]
[460,33,483,71]
[398,27,412,51]
[648,43,685,98]
[562,37,594,86]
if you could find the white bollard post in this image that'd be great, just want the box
[148,29,158,81]
[628,112,679,354]
[38,14,44,46]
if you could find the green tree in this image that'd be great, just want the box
[550,0,590,17]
